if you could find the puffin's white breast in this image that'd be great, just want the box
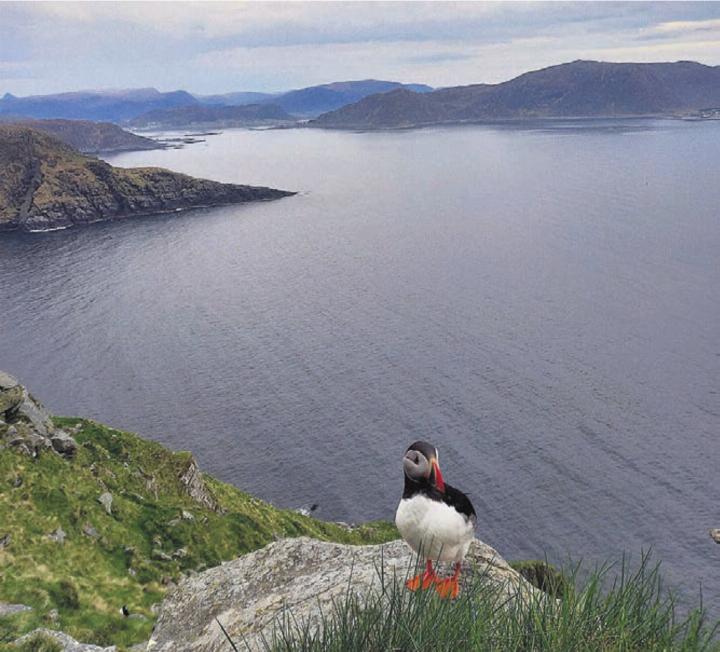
[395,494,475,563]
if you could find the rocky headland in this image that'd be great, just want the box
[0,126,294,233]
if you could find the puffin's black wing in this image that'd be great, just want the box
[442,483,477,526]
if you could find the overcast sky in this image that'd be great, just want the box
[2,1,720,96]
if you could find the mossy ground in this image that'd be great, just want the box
[0,418,397,649]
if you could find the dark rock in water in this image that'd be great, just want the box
[0,125,295,233]
[711,529,720,544]
[149,537,541,651]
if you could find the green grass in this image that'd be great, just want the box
[227,553,720,652]
[0,417,397,649]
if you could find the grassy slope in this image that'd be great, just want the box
[0,418,396,649]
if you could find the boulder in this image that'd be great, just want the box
[14,628,116,651]
[52,431,79,457]
[148,537,540,651]
[711,529,720,544]
[98,492,113,515]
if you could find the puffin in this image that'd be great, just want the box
[395,440,476,599]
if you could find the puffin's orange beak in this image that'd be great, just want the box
[432,459,445,493]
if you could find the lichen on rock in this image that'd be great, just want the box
[148,536,541,651]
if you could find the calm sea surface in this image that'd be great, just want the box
[1,120,718,605]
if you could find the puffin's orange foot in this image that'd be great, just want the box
[435,577,460,599]
[406,570,439,591]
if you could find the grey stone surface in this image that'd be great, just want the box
[98,492,113,515]
[148,537,539,652]
[0,370,77,458]
[52,431,79,457]
[14,628,116,651]
[711,529,720,544]
[49,527,67,544]
[0,601,32,617]
[178,456,218,511]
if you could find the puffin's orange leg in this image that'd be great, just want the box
[406,559,438,591]
[435,562,461,599]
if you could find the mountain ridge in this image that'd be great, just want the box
[310,60,720,129]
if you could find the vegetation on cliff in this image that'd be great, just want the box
[0,417,395,648]
[0,126,294,233]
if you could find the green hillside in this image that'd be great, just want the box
[0,417,396,649]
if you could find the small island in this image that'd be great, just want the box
[0,125,295,233]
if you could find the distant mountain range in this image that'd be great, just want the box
[0,88,198,122]
[128,103,294,129]
[254,80,433,117]
[0,80,433,125]
[311,60,720,129]
[0,118,162,153]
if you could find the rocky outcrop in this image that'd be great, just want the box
[14,628,116,652]
[178,456,218,511]
[148,537,540,651]
[0,370,77,457]
[0,126,295,232]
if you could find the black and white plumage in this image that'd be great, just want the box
[395,441,476,597]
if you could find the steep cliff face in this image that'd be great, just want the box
[0,126,294,233]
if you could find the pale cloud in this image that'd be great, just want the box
[2,2,720,95]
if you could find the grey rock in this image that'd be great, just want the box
[152,549,173,562]
[0,370,19,389]
[0,384,23,414]
[178,456,218,511]
[128,642,149,651]
[181,510,195,521]
[14,628,116,651]
[51,430,79,458]
[711,529,720,544]
[148,537,540,652]
[49,527,67,544]
[0,602,32,617]
[172,547,188,559]
[46,608,60,623]
[98,492,113,515]
[82,524,99,539]
[0,533,11,549]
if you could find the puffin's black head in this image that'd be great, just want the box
[403,440,445,492]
